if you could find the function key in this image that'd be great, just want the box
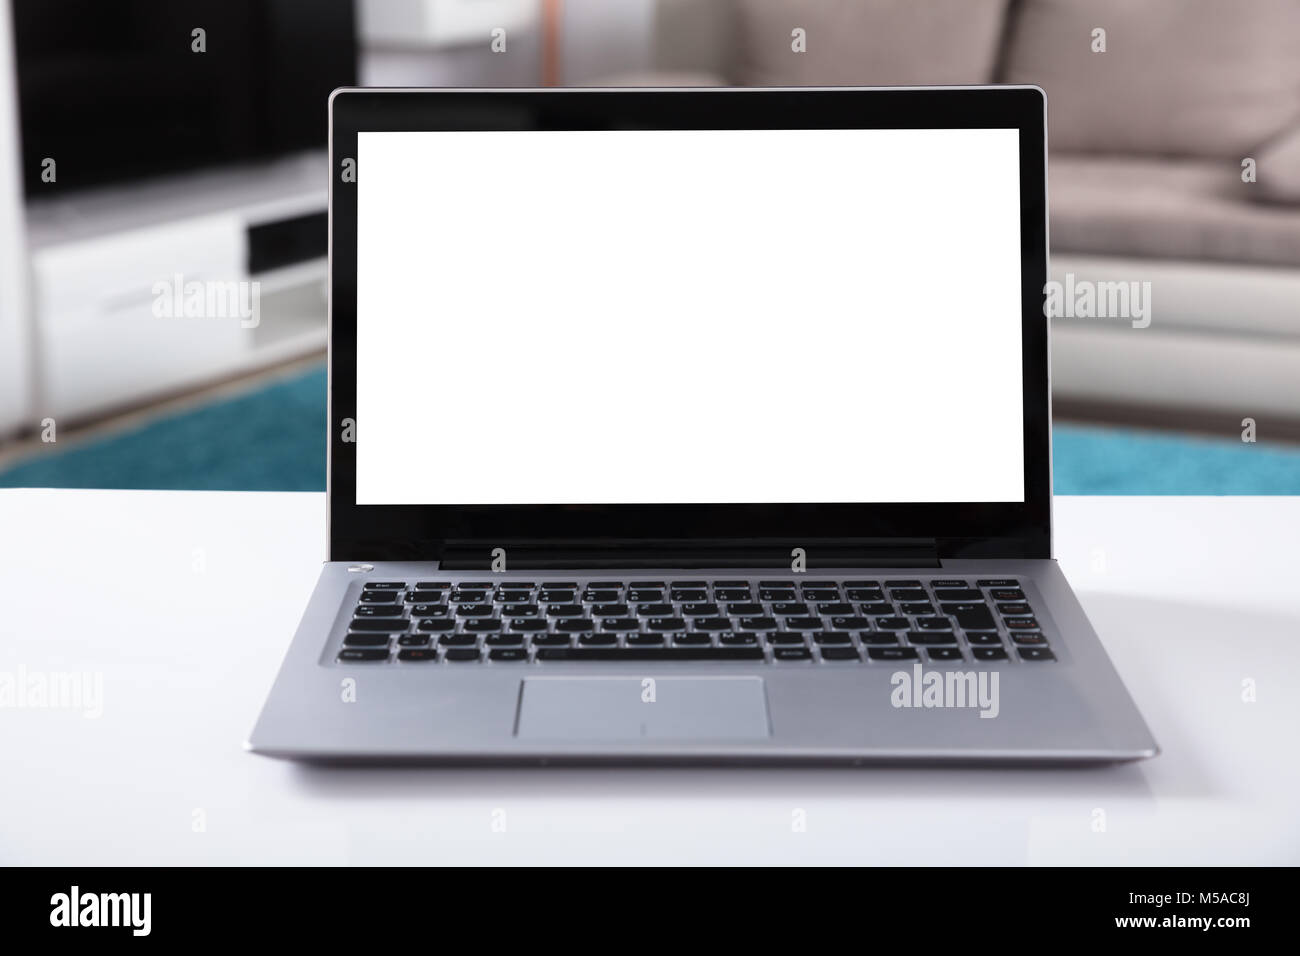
[338,648,389,662]
[801,580,838,587]
[362,582,406,590]
[456,582,495,589]
[843,580,879,588]
[758,580,794,588]
[884,580,923,588]
[671,580,707,588]
[629,581,665,589]
[977,579,1019,587]
[930,579,967,588]
[990,588,1025,601]
[714,580,750,587]
[541,581,578,589]
[414,582,450,590]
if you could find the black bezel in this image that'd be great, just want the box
[328,87,1051,561]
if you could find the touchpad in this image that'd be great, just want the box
[515,677,770,740]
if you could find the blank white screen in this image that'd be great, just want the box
[355,128,1024,504]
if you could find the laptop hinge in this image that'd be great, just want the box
[438,539,941,570]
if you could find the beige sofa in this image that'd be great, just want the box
[601,0,1300,423]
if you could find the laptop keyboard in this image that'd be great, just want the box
[336,578,1055,665]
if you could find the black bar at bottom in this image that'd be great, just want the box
[536,647,765,661]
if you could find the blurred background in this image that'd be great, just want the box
[1,0,1298,493]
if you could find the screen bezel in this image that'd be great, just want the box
[328,87,1051,561]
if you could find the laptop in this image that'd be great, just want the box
[248,87,1159,764]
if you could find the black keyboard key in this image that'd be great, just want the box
[990,588,1025,601]
[914,616,954,631]
[844,580,879,588]
[692,617,732,631]
[363,582,405,590]
[965,631,1002,645]
[555,619,595,633]
[674,633,713,646]
[759,580,794,588]
[509,619,549,632]
[1011,632,1048,645]
[455,604,493,617]
[715,588,752,601]
[846,588,885,602]
[860,632,899,645]
[449,591,489,603]
[772,602,810,616]
[502,604,540,617]
[831,616,871,630]
[579,633,618,646]
[817,602,854,615]
[604,616,644,631]
[635,603,675,617]
[541,582,578,589]
[726,602,765,616]
[1019,647,1056,661]
[900,603,935,615]
[739,617,778,630]
[628,581,665,589]
[934,588,984,602]
[646,617,685,631]
[486,633,525,645]
[907,631,957,645]
[438,633,477,647]
[628,589,663,602]
[784,617,823,631]
[868,647,919,661]
[767,632,805,645]
[445,649,482,662]
[890,588,928,602]
[670,580,707,588]
[759,589,797,601]
[359,592,398,604]
[928,647,963,661]
[414,582,450,591]
[1006,617,1040,629]
[998,603,1032,615]
[489,648,528,662]
[545,604,585,617]
[417,618,457,632]
[813,631,852,645]
[625,633,665,646]
[942,603,996,630]
[463,619,503,632]
[530,634,570,647]
[884,580,923,588]
[720,633,759,645]
[774,647,813,661]
[408,604,448,618]
[536,647,765,662]
[538,589,576,603]
[397,648,438,662]
[682,603,720,616]
[802,589,840,601]
[591,603,631,617]
[350,618,407,632]
[343,633,390,647]
[977,579,1018,587]
[670,589,708,602]
[337,648,388,662]
[875,616,910,630]
[931,579,968,588]
[714,580,750,587]
[972,647,1009,661]
[582,590,621,603]
[353,604,406,618]
[397,634,429,646]
[860,602,894,616]
[821,647,860,661]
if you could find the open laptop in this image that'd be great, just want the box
[248,87,1159,764]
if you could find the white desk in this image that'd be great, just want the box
[1,490,1296,865]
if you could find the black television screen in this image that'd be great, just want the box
[13,0,356,197]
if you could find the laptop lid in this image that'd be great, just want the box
[327,88,1050,564]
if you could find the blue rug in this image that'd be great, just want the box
[2,363,1298,494]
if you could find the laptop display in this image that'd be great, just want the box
[353,127,1024,506]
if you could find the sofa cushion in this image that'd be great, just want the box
[1252,127,1300,204]
[733,0,1010,87]
[1051,155,1300,267]
[1003,0,1300,159]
